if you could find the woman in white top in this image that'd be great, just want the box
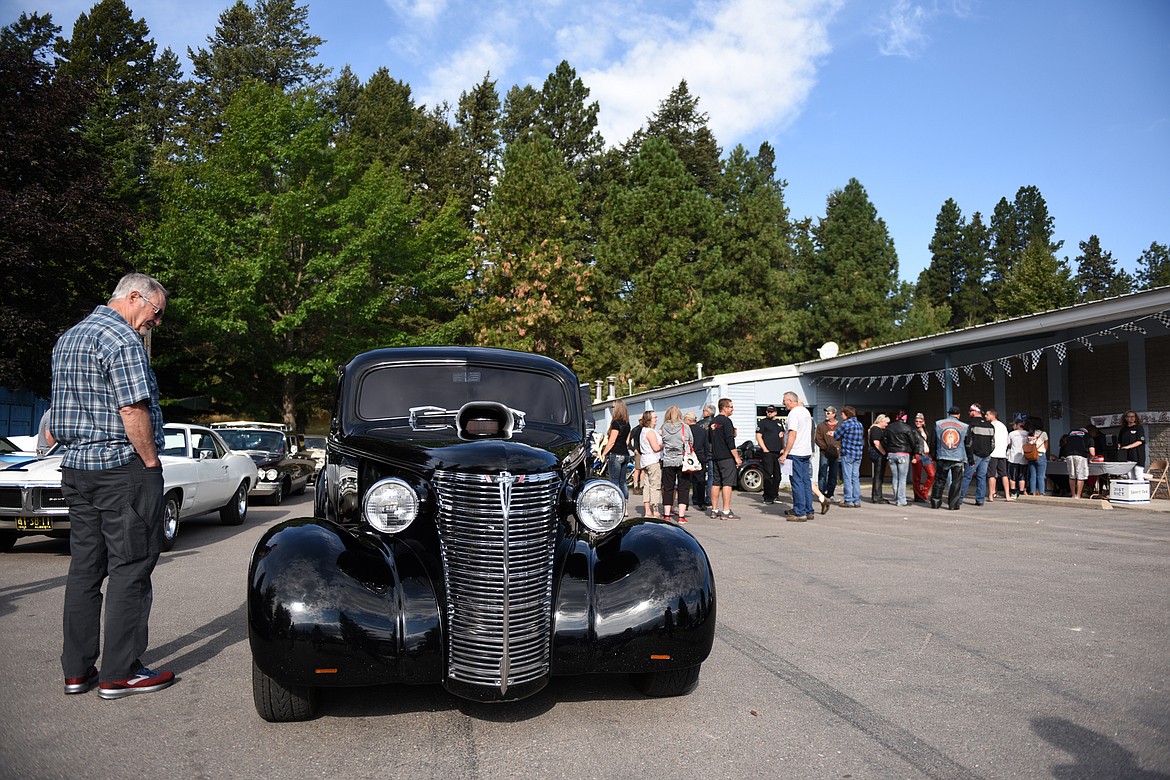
[638,410,663,519]
[1007,418,1030,498]
[1026,420,1049,496]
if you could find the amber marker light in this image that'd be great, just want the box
[650,655,672,660]
[315,668,338,674]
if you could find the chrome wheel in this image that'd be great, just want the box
[161,493,180,551]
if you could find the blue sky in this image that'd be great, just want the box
[5,0,1169,282]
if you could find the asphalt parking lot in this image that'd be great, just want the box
[1,490,1167,780]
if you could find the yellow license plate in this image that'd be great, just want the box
[16,516,54,531]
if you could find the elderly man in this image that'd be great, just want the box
[51,273,176,700]
[779,391,815,521]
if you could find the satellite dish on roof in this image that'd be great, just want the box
[818,341,839,359]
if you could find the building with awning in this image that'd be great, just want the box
[591,286,1170,467]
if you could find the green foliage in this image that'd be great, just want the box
[809,179,900,350]
[594,138,719,386]
[1135,241,1170,289]
[628,80,722,193]
[998,239,1077,317]
[0,12,136,393]
[140,82,459,425]
[1074,235,1133,301]
[918,200,993,328]
[461,134,592,364]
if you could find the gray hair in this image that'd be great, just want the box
[783,391,800,404]
[703,404,716,416]
[109,273,168,304]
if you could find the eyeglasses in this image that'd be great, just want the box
[139,293,163,321]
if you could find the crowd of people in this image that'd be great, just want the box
[599,394,1151,520]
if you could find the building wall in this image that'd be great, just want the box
[1069,342,1130,428]
[1004,355,1048,421]
[1144,334,1170,463]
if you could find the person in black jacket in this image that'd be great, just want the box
[685,411,710,510]
[959,403,994,505]
[882,411,920,507]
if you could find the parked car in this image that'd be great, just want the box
[248,347,716,721]
[302,434,326,482]
[0,423,257,553]
[211,424,316,504]
[1,436,36,462]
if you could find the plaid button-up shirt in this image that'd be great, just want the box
[833,416,866,461]
[50,306,164,470]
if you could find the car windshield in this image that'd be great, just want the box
[217,429,286,453]
[304,436,326,449]
[356,363,571,426]
[0,437,19,455]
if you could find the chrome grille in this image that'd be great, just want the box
[433,469,560,694]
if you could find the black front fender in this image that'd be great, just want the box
[552,519,717,675]
[247,518,443,688]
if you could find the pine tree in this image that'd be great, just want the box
[956,211,993,325]
[1135,241,1170,289]
[593,137,719,386]
[461,134,592,366]
[712,142,803,367]
[1074,234,1133,301]
[454,73,501,227]
[999,239,1077,317]
[500,84,539,145]
[628,80,722,193]
[918,199,965,319]
[537,60,603,171]
[809,178,900,350]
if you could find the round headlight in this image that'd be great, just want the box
[362,478,419,534]
[263,468,278,481]
[576,479,625,533]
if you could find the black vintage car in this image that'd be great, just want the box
[213,424,316,504]
[247,347,716,721]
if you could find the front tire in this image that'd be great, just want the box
[220,482,248,526]
[253,660,317,722]
[161,492,180,552]
[739,465,764,492]
[631,664,702,697]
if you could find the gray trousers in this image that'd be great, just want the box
[60,460,164,682]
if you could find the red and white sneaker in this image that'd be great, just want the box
[98,667,175,700]
[64,666,98,695]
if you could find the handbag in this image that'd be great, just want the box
[1022,442,1041,461]
[681,432,702,472]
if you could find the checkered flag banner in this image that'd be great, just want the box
[983,361,994,378]
[1153,311,1170,329]
[1030,349,1043,370]
[1116,322,1146,335]
[963,365,975,379]
[949,367,959,386]
[1054,342,1067,363]
[998,357,1013,377]
[1078,336,1094,352]
[934,370,944,386]
[921,372,930,390]
[903,374,914,388]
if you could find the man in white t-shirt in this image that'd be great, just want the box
[779,391,815,521]
[986,409,1012,501]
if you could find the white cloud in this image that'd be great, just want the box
[582,0,843,147]
[385,0,449,24]
[877,0,932,58]
[418,36,518,110]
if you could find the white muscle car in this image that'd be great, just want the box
[0,423,257,553]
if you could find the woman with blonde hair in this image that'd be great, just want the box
[598,400,631,498]
[638,410,663,518]
[659,405,694,523]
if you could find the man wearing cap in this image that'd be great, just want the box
[882,411,920,507]
[815,406,840,503]
[932,406,969,510]
[755,405,784,505]
[959,403,994,505]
